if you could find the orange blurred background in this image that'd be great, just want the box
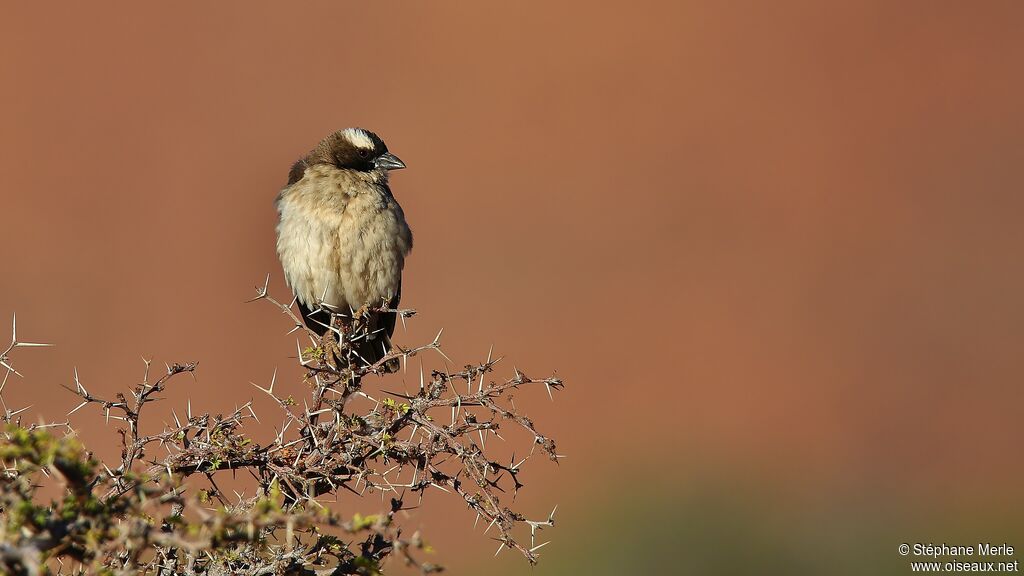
[2,2,1023,573]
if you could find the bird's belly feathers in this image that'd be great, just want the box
[276,187,411,312]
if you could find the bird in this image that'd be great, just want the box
[275,128,412,366]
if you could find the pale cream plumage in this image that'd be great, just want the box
[276,164,411,312]
[275,128,412,362]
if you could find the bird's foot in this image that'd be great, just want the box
[380,357,400,374]
[320,331,344,372]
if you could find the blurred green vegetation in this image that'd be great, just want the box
[492,474,1024,575]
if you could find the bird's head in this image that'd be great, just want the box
[291,128,405,185]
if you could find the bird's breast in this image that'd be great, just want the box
[276,170,412,311]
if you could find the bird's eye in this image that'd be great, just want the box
[358,149,369,158]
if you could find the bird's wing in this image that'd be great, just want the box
[298,299,330,337]
[287,160,307,186]
[381,279,402,339]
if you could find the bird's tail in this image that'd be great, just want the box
[354,314,397,369]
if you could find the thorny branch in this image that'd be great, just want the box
[0,282,564,575]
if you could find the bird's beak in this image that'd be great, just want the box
[375,152,406,171]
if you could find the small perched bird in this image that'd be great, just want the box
[275,128,412,364]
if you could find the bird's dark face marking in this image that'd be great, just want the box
[329,128,388,172]
[288,128,406,186]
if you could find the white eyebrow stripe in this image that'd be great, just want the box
[342,128,375,150]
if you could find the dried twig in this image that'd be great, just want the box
[0,283,563,575]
